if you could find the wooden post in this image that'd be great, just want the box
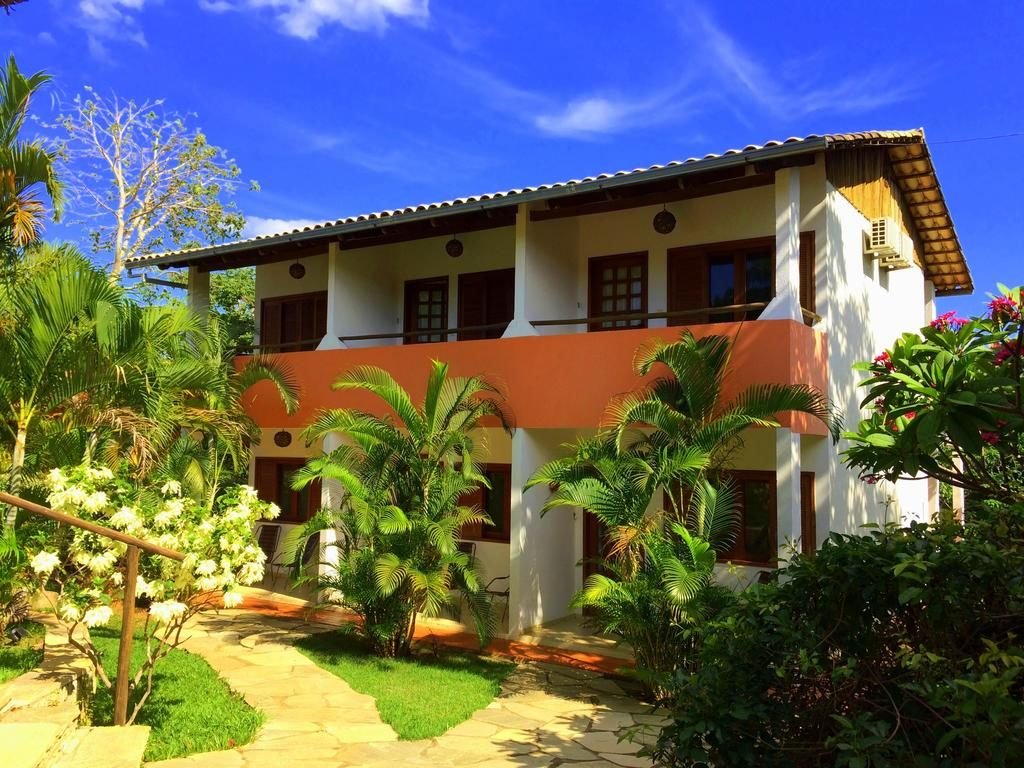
[114,544,139,726]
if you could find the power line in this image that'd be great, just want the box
[933,131,1024,145]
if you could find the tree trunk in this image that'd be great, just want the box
[2,423,27,530]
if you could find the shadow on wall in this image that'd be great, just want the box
[823,191,930,537]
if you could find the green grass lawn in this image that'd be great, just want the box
[89,622,264,762]
[295,629,513,740]
[0,620,44,684]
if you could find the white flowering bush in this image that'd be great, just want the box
[26,463,278,723]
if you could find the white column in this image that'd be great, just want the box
[762,167,802,322]
[318,241,347,350]
[317,433,343,585]
[507,429,574,637]
[503,203,539,337]
[924,280,937,324]
[187,265,211,319]
[776,428,802,560]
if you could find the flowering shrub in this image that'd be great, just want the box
[26,463,278,723]
[843,284,1024,502]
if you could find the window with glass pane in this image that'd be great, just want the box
[456,464,511,543]
[481,468,509,540]
[708,256,735,310]
[588,252,647,331]
[404,277,449,344]
[743,250,772,319]
[719,470,777,565]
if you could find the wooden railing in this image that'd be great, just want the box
[338,322,510,343]
[0,491,185,726]
[232,304,824,356]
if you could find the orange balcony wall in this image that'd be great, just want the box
[239,319,829,436]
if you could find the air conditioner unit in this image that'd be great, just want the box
[867,217,900,257]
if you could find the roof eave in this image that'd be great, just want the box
[130,136,830,271]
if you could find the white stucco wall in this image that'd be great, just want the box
[254,252,330,346]
[823,183,935,530]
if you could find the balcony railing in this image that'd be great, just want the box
[237,304,822,356]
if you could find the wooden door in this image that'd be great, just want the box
[404,276,449,344]
[457,268,514,340]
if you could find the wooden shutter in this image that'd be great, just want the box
[260,301,283,351]
[799,231,816,321]
[667,247,708,325]
[458,484,484,540]
[457,272,487,340]
[253,458,280,504]
[800,472,816,556]
[458,269,514,340]
[485,269,514,337]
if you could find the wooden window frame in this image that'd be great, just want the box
[457,267,515,341]
[404,276,449,345]
[667,233,816,325]
[259,291,328,352]
[719,469,778,567]
[458,463,512,544]
[800,471,817,556]
[253,457,320,524]
[587,251,648,332]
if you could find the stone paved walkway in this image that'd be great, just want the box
[148,611,666,768]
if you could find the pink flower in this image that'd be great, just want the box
[994,340,1022,366]
[930,310,968,332]
[980,431,1000,446]
[989,295,1021,323]
[874,351,895,371]
[862,474,881,485]
[874,398,887,413]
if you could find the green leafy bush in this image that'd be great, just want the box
[653,522,1024,768]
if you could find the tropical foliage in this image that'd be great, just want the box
[656,290,1024,766]
[844,284,1024,502]
[0,249,297,516]
[22,463,278,724]
[0,55,62,255]
[653,521,1024,768]
[293,361,511,657]
[528,331,837,697]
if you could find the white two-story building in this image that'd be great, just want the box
[130,129,971,638]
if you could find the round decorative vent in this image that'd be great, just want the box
[445,237,464,258]
[273,430,292,448]
[289,262,306,279]
[652,208,677,235]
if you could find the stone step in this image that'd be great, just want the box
[0,701,80,768]
[50,725,151,768]
[0,723,66,768]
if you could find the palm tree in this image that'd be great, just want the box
[0,246,299,523]
[606,330,838,513]
[294,361,512,657]
[0,247,121,524]
[0,56,62,248]
[526,330,838,696]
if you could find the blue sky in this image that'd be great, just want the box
[5,0,1023,313]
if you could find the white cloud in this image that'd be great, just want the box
[242,215,321,238]
[74,0,149,57]
[534,92,693,138]
[677,1,913,116]
[37,31,57,45]
[206,0,429,40]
